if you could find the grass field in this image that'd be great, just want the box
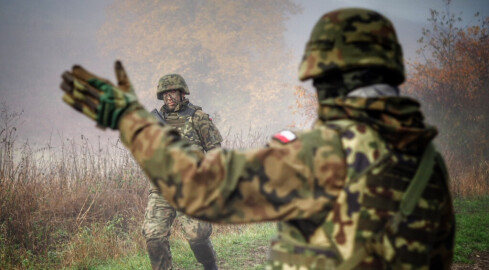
[75,196,489,269]
[93,223,275,270]
[32,196,486,270]
[453,196,489,264]
[2,176,488,269]
[1,107,488,269]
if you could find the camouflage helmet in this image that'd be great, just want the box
[298,8,405,84]
[157,74,190,100]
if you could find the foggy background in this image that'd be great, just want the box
[0,0,488,149]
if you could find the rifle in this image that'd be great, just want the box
[150,109,168,125]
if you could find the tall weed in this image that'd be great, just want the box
[1,102,488,269]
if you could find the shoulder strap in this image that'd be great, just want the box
[399,143,436,216]
[177,105,196,117]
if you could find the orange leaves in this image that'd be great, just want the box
[98,0,302,131]
[405,5,489,167]
[288,85,317,128]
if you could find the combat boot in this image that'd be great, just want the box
[189,238,218,270]
[146,238,172,270]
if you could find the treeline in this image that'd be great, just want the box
[404,9,489,196]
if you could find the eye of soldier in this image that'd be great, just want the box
[164,89,179,97]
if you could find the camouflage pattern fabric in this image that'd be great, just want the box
[60,62,138,129]
[142,191,212,241]
[159,99,222,153]
[143,97,221,243]
[298,8,405,85]
[59,8,453,269]
[119,96,454,269]
[157,74,190,99]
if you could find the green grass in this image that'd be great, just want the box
[453,196,489,263]
[93,197,489,268]
[92,223,276,270]
[89,252,149,270]
[4,197,488,269]
[211,224,274,269]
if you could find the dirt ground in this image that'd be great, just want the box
[452,252,489,270]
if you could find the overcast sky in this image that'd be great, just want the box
[0,0,488,147]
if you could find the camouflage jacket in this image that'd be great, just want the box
[160,99,222,152]
[120,96,454,269]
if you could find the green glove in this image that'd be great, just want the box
[60,61,138,129]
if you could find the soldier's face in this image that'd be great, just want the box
[163,89,182,109]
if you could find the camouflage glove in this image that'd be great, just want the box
[60,61,138,129]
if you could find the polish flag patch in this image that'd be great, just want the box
[273,130,297,144]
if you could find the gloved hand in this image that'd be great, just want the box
[60,61,138,129]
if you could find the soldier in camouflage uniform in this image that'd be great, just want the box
[60,7,455,270]
[143,74,222,270]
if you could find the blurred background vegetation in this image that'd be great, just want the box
[1,1,488,269]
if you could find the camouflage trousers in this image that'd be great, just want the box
[142,190,213,242]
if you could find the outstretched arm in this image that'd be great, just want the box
[59,62,345,223]
[119,110,345,223]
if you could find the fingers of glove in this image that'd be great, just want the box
[61,71,74,92]
[60,76,74,95]
[72,65,114,87]
[60,73,98,112]
[62,93,97,120]
[114,60,133,93]
[71,89,99,111]
[74,78,103,100]
[60,71,101,100]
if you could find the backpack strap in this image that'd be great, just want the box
[336,143,437,270]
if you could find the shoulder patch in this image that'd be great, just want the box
[272,130,297,144]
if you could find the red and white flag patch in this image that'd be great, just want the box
[273,130,297,144]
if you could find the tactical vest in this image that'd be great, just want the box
[162,105,204,152]
[150,103,207,194]
[270,119,450,269]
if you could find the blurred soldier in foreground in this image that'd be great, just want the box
[60,8,454,270]
[142,74,222,270]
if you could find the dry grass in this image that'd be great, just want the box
[0,104,149,268]
[0,104,270,269]
[0,135,150,268]
[445,150,489,197]
[0,104,487,269]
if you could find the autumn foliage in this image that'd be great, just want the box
[403,7,489,196]
[288,5,489,196]
[404,10,489,162]
[289,85,317,128]
[98,0,301,132]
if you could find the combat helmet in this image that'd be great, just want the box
[298,8,405,84]
[157,74,190,100]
